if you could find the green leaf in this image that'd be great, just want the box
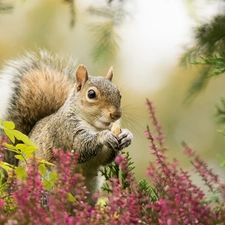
[16,144,36,154]
[4,143,16,151]
[23,146,36,154]
[43,179,53,191]
[0,162,14,172]
[2,126,37,149]
[3,121,15,130]
[15,143,27,151]
[4,129,15,143]
[38,159,55,167]
[49,172,58,182]
[38,164,47,177]
[14,155,25,161]
[25,154,33,159]
[15,167,27,180]
[12,130,37,149]
[97,197,107,207]
[68,192,77,203]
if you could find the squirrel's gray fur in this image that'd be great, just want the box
[0,50,133,204]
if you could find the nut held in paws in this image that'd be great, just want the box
[111,122,121,136]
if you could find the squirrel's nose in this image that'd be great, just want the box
[110,110,122,120]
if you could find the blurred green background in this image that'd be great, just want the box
[1,0,225,185]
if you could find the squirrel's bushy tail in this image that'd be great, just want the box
[0,50,77,135]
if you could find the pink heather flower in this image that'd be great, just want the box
[115,155,122,165]
[183,142,221,193]
[146,99,166,150]
[0,198,4,209]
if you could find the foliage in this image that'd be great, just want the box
[215,97,225,124]
[88,0,129,63]
[64,0,76,27]
[0,0,131,64]
[181,14,225,67]
[100,151,135,192]
[181,12,225,124]
[217,152,225,168]
[0,100,225,224]
[89,20,120,64]
[192,55,225,78]
[0,2,13,13]
[184,54,225,124]
[181,12,225,103]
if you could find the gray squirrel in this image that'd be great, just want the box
[0,50,133,204]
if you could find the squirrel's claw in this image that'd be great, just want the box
[99,130,120,150]
[118,129,133,150]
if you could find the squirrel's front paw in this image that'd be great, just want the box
[118,129,133,150]
[99,130,120,150]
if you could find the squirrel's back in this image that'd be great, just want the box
[0,50,76,135]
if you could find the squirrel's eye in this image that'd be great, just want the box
[87,89,96,99]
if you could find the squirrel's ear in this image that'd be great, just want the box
[75,65,88,91]
[106,66,113,81]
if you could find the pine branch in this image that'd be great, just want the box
[138,179,158,202]
[88,1,129,63]
[215,97,225,124]
[64,0,76,27]
[88,6,114,20]
[88,4,127,25]
[192,55,225,77]
[183,54,225,102]
[181,14,225,99]
[194,15,225,55]
[0,3,13,13]
[90,21,120,63]
[180,47,199,68]
[100,151,135,193]
[100,161,120,193]
[183,67,211,103]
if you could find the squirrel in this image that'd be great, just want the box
[0,50,133,204]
